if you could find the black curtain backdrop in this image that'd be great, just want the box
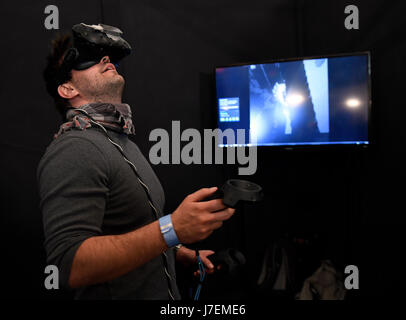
[0,0,405,299]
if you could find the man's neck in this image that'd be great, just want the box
[71,98,123,108]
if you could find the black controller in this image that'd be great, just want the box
[207,248,246,274]
[206,179,264,208]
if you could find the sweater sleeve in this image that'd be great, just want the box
[37,136,110,289]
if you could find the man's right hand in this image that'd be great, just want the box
[171,187,235,244]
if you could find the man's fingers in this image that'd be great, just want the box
[200,198,226,213]
[211,207,235,222]
[211,221,223,230]
[201,256,214,270]
[187,187,218,202]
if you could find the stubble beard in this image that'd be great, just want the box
[78,74,125,104]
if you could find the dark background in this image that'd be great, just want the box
[0,0,405,300]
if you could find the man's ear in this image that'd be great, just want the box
[57,82,79,100]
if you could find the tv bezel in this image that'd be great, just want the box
[214,51,372,151]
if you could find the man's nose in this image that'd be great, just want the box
[100,56,110,64]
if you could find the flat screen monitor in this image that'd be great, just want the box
[215,52,371,147]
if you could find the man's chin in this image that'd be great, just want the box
[115,73,125,84]
[107,73,125,87]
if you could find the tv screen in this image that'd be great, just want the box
[215,52,370,147]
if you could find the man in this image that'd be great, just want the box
[38,26,235,299]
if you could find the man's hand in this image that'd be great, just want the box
[171,187,235,244]
[176,246,217,275]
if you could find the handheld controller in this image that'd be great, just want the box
[204,180,262,273]
[207,179,264,208]
[208,248,246,275]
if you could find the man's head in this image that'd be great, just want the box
[43,24,131,118]
[57,54,125,107]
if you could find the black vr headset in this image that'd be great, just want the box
[57,23,131,83]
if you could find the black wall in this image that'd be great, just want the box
[0,0,405,299]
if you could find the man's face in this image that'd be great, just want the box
[70,56,125,103]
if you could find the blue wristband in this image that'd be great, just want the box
[159,214,180,248]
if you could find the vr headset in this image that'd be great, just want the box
[57,23,132,83]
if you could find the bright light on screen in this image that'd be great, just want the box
[346,98,361,108]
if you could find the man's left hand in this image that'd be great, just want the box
[176,246,217,275]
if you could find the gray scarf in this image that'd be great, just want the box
[54,102,135,139]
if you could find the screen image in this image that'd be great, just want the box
[215,53,370,147]
[219,97,241,122]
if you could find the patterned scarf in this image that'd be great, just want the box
[54,102,135,139]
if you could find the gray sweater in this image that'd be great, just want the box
[37,127,180,299]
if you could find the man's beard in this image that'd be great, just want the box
[77,74,125,104]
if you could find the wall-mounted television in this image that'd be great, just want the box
[215,52,371,148]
